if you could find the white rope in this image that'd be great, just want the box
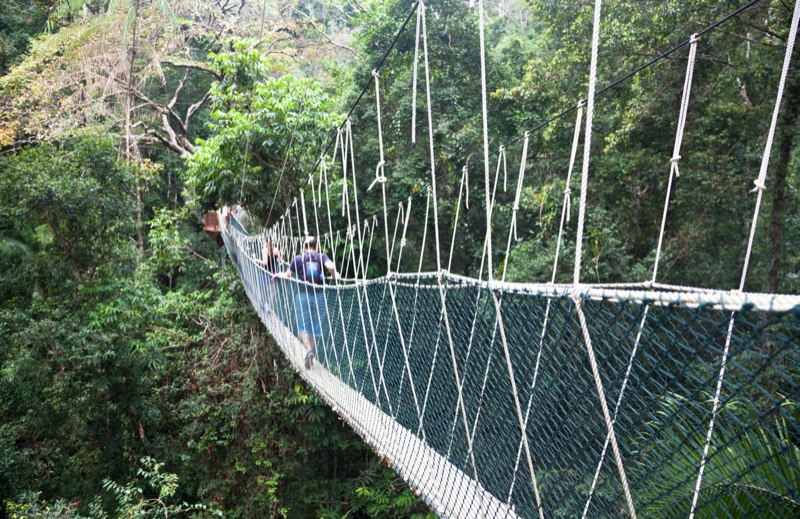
[300,189,309,237]
[568,1,638,517]
[346,118,367,276]
[344,116,393,412]
[411,188,433,440]
[337,128,349,217]
[463,163,470,209]
[396,197,413,272]
[418,0,479,490]
[371,69,391,278]
[449,147,505,456]
[508,133,529,246]
[498,145,508,193]
[411,0,423,147]
[478,0,493,282]
[420,1,442,272]
[447,165,470,273]
[389,202,405,272]
[652,35,698,282]
[573,0,602,285]
[574,297,638,519]
[583,38,699,515]
[484,140,545,519]
[739,0,799,292]
[691,2,800,516]
[337,120,383,405]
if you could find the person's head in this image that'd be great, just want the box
[303,236,318,251]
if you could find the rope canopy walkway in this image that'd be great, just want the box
[219,1,800,516]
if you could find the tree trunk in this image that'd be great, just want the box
[767,64,800,294]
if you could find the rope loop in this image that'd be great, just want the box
[462,165,470,209]
[751,179,767,193]
[496,145,508,192]
[372,69,379,79]
[670,156,682,177]
[368,160,388,192]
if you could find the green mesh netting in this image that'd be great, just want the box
[223,221,800,519]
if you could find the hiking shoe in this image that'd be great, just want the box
[304,350,315,369]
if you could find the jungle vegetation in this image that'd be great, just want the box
[0,0,798,517]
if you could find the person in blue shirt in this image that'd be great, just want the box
[273,236,339,369]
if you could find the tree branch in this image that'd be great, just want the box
[303,20,356,54]
[161,59,223,80]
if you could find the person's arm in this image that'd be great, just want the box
[324,260,338,280]
[272,268,294,281]
[254,247,268,266]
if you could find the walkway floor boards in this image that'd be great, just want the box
[262,312,520,519]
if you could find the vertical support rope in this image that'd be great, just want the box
[690,2,800,517]
[573,0,603,285]
[300,189,309,237]
[584,36,699,517]
[478,0,493,281]
[448,165,470,272]
[739,0,799,292]
[570,1,637,517]
[505,134,528,262]
[411,0,423,147]
[420,0,479,488]
[652,35,698,282]
[574,297,638,519]
[369,70,391,274]
[345,116,394,413]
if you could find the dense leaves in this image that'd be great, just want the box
[184,44,339,223]
[1,0,799,517]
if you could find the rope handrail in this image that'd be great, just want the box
[223,0,800,516]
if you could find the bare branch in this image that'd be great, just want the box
[304,20,356,54]
[168,68,191,111]
[161,59,223,80]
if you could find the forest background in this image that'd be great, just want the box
[0,0,798,517]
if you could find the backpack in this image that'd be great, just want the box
[302,252,325,284]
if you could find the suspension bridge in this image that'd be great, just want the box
[218,0,800,517]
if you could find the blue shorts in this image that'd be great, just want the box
[295,289,327,337]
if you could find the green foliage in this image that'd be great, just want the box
[634,394,800,518]
[0,0,49,75]
[148,207,191,278]
[3,0,798,517]
[184,42,339,223]
[99,457,221,518]
[0,133,135,287]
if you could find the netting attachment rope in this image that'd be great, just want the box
[690,1,800,516]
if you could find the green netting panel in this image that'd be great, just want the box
[222,223,800,519]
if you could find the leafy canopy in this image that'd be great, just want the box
[185,41,339,223]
